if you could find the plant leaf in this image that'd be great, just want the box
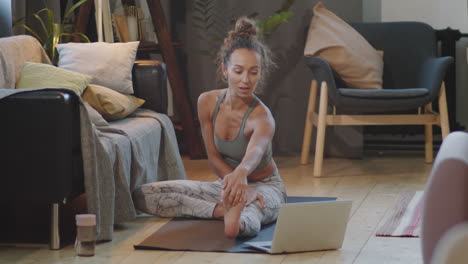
[63,0,88,23]
[192,16,206,23]
[32,12,49,38]
[43,35,54,59]
[46,9,54,36]
[76,32,90,43]
[260,11,293,36]
[247,12,259,18]
[34,8,54,36]
[193,24,206,31]
[206,20,216,30]
[63,24,75,31]
[50,23,61,61]
[205,2,215,14]
[195,1,208,9]
[193,6,206,15]
[14,24,43,44]
[277,0,295,13]
[12,17,25,26]
[62,32,90,43]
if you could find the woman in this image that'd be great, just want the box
[133,17,287,238]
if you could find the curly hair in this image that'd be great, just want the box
[216,17,275,93]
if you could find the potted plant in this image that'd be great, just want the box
[13,0,90,63]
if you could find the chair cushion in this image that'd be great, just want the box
[338,88,429,99]
[304,2,383,90]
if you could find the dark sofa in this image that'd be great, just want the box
[0,37,174,248]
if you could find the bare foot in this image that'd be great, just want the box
[224,202,243,238]
[213,204,224,219]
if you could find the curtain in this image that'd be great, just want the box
[12,0,62,36]
[0,0,12,37]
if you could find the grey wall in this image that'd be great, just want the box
[181,0,363,155]
[180,0,363,155]
[363,0,381,22]
[0,0,12,37]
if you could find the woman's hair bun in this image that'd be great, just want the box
[233,17,257,39]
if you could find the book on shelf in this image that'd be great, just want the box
[136,0,158,43]
[102,0,114,42]
[110,2,152,43]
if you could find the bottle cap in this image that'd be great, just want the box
[76,214,96,226]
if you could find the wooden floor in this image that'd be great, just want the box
[0,153,432,264]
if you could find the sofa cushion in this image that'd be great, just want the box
[16,62,92,95]
[82,84,145,121]
[304,2,383,90]
[57,41,139,94]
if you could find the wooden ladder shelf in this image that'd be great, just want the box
[75,0,205,159]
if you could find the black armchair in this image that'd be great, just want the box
[300,22,453,177]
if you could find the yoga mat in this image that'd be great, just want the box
[134,196,336,253]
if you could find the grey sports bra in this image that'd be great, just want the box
[212,90,272,171]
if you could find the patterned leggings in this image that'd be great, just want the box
[133,171,287,237]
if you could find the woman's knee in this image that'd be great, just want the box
[132,182,171,214]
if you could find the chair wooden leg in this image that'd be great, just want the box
[439,82,450,139]
[301,80,318,165]
[424,103,433,163]
[313,81,328,177]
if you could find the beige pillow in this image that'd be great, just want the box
[16,62,92,95]
[57,41,139,94]
[82,84,145,121]
[304,2,383,90]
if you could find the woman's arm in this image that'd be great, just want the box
[236,110,275,177]
[222,107,275,206]
[197,91,234,178]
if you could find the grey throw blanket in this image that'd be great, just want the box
[0,89,187,240]
[0,35,51,88]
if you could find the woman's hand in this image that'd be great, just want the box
[222,170,248,207]
[221,170,266,209]
[244,188,266,208]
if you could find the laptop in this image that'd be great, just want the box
[245,200,352,254]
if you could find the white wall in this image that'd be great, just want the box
[363,0,468,130]
[362,0,380,22]
[381,0,468,32]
